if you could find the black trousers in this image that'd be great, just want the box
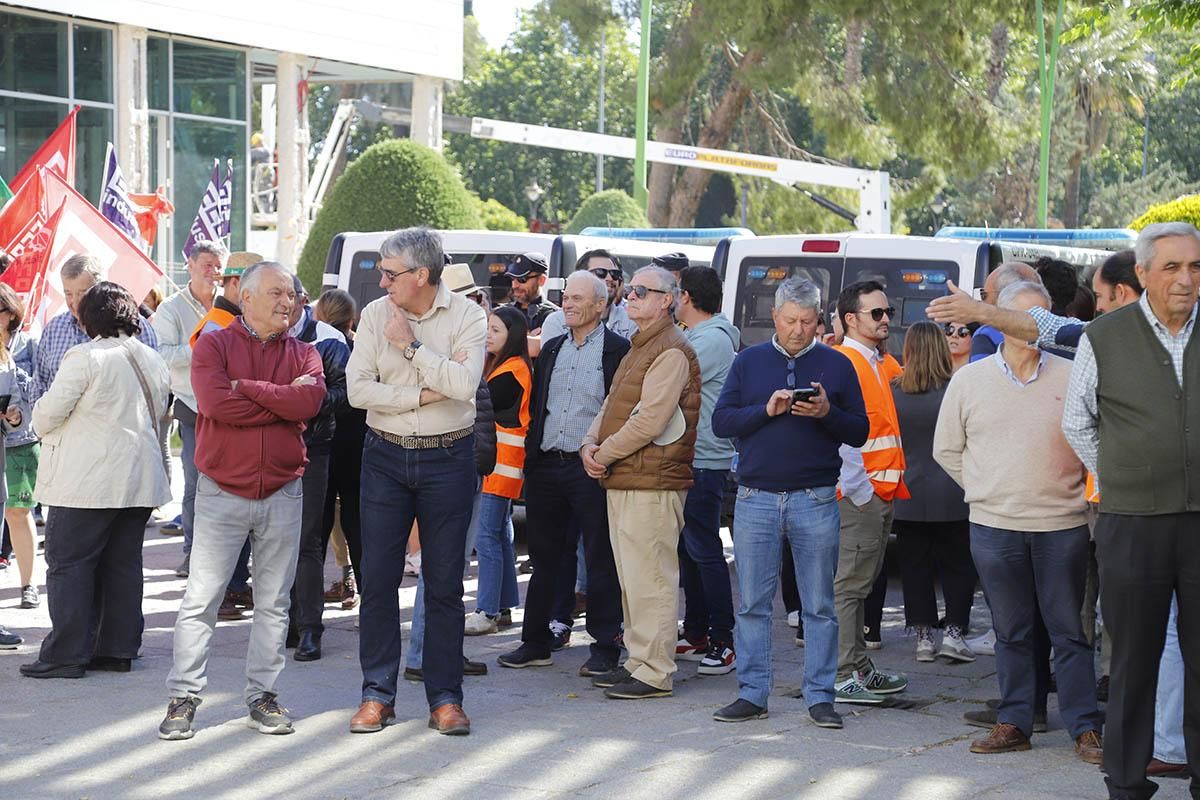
[290,450,331,635]
[40,506,153,665]
[1096,512,1200,800]
[894,519,977,629]
[521,455,622,658]
[322,430,364,588]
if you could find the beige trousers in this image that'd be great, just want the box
[607,488,687,691]
[835,494,894,680]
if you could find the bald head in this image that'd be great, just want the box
[983,262,1041,306]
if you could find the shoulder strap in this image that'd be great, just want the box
[122,345,162,437]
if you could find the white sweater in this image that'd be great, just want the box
[933,352,1087,532]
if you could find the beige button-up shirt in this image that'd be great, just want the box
[347,283,487,437]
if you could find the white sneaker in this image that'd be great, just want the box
[966,628,995,656]
[915,627,936,662]
[787,610,800,628]
[404,552,422,577]
[464,610,497,636]
[939,625,976,663]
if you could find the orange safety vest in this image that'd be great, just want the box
[482,357,532,500]
[835,344,910,501]
[1085,472,1100,504]
[189,307,237,348]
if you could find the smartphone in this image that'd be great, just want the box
[792,387,818,404]
[0,394,11,414]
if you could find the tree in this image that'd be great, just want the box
[1131,192,1200,228]
[476,197,528,231]
[565,189,649,233]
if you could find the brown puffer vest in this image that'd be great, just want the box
[595,316,701,490]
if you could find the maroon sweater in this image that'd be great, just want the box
[191,319,326,499]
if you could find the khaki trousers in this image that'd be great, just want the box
[835,494,893,680]
[607,488,686,691]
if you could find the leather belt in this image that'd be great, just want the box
[541,449,580,460]
[371,426,472,449]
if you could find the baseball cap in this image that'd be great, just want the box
[504,252,549,280]
[651,252,689,272]
[222,252,264,281]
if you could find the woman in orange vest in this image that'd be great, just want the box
[465,306,532,636]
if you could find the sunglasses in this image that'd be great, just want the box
[589,268,623,280]
[509,273,539,283]
[377,264,417,282]
[944,324,971,338]
[857,306,895,322]
[624,285,668,300]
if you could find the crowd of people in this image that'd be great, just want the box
[1,223,1197,800]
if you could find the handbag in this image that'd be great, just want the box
[123,346,167,439]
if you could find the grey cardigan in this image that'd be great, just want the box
[893,384,968,523]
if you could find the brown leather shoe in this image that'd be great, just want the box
[428,703,470,736]
[970,723,1032,754]
[1146,758,1190,778]
[349,700,395,733]
[1075,729,1104,765]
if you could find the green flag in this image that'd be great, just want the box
[0,174,11,205]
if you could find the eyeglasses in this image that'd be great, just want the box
[944,324,971,338]
[624,285,668,300]
[377,264,417,283]
[589,268,623,280]
[856,306,895,322]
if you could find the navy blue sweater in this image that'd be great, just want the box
[713,341,868,492]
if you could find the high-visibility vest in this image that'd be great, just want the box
[1085,472,1100,504]
[482,356,532,500]
[835,344,910,501]
[189,307,237,348]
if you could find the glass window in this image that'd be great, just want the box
[0,96,69,184]
[75,105,113,208]
[173,42,246,120]
[734,257,843,348]
[0,13,68,97]
[73,25,112,103]
[173,118,246,256]
[147,36,169,111]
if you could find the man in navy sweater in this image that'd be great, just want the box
[710,277,868,727]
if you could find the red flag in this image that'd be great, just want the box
[0,171,49,268]
[9,107,78,197]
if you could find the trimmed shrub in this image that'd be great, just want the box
[297,139,481,291]
[476,197,527,231]
[565,189,649,234]
[1131,194,1200,231]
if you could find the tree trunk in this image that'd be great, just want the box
[986,23,1009,103]
[1063,149,1083,228]
[844,18,865,88]
[666,51,764,228]
[647,105,685,227]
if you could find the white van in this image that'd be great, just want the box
[714,234,1111,354]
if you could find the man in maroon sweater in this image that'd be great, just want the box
[160,261,326,741]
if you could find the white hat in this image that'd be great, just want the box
[443,263,479,294]
[630,403,688,446]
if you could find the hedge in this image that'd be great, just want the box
[476,197,527,231]
[565,189,649,234]
[1131,194,1200,231]
[297,139,481,292]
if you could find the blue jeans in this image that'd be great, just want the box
[732,484,840,708]
[359,431,474,711]
[680,468,734,643]
[179,418,198,555]
[473,492,519,616]
[1155,595,1185,764]
[970,523,1102,738]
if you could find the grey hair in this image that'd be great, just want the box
[380,227,445,285]
[997,280,1051,310]
[61,254,104,282]
[774,277,821,311]
[565,270,607,304]
[1135,222,1200,267]
[992,261,1042,293]
[633,265,680,312]
[240,261,289,296]
[188,240,229,262]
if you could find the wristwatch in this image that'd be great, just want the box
[403,339,423,360]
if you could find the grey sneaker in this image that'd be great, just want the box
[247,692,294,735]
[938,625,976,663]
[20,584,39,609]
[159,696,200,740]
[861,662,907,694]
[915,627,936,662]
[175,555,190,578]
[834,674,886,704]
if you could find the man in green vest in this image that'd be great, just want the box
[1062,221,1200,800]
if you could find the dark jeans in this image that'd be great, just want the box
[521,454,622,659]
[322,417,365,588]
[894,518,977,629]
[359,431,475,711]
[39,506,153,665]
[970,522,1101,739]
[1095,512,1200,800]
[680,468,735,643]
[290,449,331,635]
[551,520,581,625]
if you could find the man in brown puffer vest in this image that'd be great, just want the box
[582,266,701,700]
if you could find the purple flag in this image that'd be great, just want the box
[217,158,233,241]
[182,160,223,260]
[99,143,144,250]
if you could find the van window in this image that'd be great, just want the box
[844,257,958,354]
[733,257,843,348]
[349,249,385,311]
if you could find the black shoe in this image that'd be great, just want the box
[713,698,767,722]
[1096,674,1109,703]
[0,625,21,649]
[404,666,424,682]
[87,656,132,672]
[294,631,322,662]
[550,623,572,651]
[20,660,85,679]
[591,666,631,689]
[809,702,843,729]
[159,696,200,740]
[498,643,553,669]
[285,628,300,649]
[604,676,671,699]
[578,654,618,677]
[464,656,488,676]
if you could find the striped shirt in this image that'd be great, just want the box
[35,310,158,400]
[1063,292,1197,474]
[540,322,606,453]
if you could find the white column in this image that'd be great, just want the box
[410,75,444,151]
[275,52,310,269]
[114,25,150,192]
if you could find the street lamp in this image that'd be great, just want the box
[525,179,545,231]
[929,194,947,234]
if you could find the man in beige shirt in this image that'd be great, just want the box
[582,266,701,699]
[345,227,487,737]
